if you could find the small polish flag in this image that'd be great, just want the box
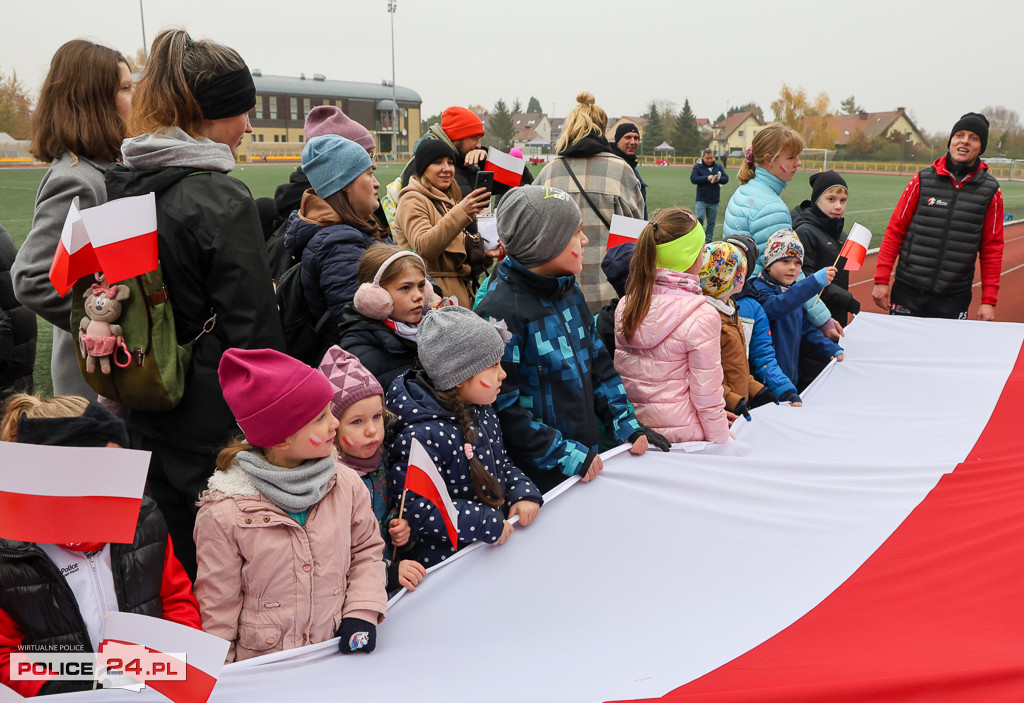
[608,214,648,251]
[483,147,526,187]
[403,439,459,549]
[49,193,159,296]
[0,442,148,544]
[79,193,159,285]
[839,223,872,271]
[99,612,229,703]
[48,197,100,297]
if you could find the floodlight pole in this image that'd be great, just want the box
[139,0,148,59]
[388,1,398,159]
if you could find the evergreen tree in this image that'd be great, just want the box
[840,95,863,115]
[487,99,515,149]
[511,98,522,114]
[643,101,666,155]
[527,96,543,114]
[672,99,705,157]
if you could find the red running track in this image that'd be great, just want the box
[847,221,1024,322]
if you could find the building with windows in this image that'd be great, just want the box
[244,71,422,160]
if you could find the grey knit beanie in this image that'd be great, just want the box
[417,306,508,391]
[495,185,581,268]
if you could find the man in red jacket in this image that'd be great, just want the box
[872,113,1003,320]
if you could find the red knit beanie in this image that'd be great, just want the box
[441,106,484,141]
[218,348,334,447]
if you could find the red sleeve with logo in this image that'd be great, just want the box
[159,537,202,629]
[979,188,1004,306]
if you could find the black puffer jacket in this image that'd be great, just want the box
[336,304,420,392]
[0,498,169,655]
[790,202,860,322]
[0,223,36,396]
[105,143,284,479]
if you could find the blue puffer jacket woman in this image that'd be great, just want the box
[723,169,832,328]
[386,369,542,567]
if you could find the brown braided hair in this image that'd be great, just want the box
[435,387,504,508]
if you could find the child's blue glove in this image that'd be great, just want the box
[778,390,802,404]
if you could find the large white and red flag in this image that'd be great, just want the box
[607,214,648,251]
[0,442,148,544]
[49,193,159,296]
[98,612,230,703]
[839,222,872,271]
[403,438,459,549]
[483,147,526,187]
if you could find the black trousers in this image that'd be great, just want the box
[890,280,972,320]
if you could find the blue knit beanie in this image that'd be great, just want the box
[302,135,374,199]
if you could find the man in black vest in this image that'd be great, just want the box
[872,113,1004,320]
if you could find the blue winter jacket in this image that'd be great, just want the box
[475,257,642,488]
[722,169,832,327]
[748,269,842,385]
[386,370,542,567]
[283,208,391,330]
[690,161,729,204]
[733,294,798,400]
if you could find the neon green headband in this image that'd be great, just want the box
[655,220,707,273]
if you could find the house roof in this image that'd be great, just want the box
[821,109,922,145]
[714,111,762,139]
[251,73,421,103]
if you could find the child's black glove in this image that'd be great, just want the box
[749,387,778,409]
[337,618,377,654]
[636,424,671,452]
[778,390,802,404]
[733,399,752,421]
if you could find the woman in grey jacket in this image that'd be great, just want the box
[12,40,134,396]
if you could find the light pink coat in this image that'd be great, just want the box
[614,269,730,443]
[194,462,387,662]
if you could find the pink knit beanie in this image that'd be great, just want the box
[305,105,376,152]
[218,348,334,447]
[318,346,384,419]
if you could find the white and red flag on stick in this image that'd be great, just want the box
[98,612,230,703]
[403,439,460,549]
[0,442,148,544]
[49,193,159,296]
[483,147,526,187]
[839,223,872,271]
[608,214,648,251]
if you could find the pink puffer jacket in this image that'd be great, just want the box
[614,269,729,443]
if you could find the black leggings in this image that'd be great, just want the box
[890,280,972,320]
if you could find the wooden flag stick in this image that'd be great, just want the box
[391,488,408,562]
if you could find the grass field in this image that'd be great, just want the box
[3,162,1024,396]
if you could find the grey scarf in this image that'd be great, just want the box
[120,127,238,173]
[236,450,336,513]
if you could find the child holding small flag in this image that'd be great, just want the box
[748,230,844,390]
[319,345,426,593]
[475,186,665,492]
[790,171,861,325]
[387,306,543,567]
[614,208,731,444]
[195,348,387,662]
[0,395,200,697]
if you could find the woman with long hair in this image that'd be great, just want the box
[103,29,285,579]
[12,40,133,396]
[535,91,644,311]
[393,140,491,307]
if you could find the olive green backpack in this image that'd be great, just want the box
[72,268,215,412]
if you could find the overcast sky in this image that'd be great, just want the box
[3,0,1020,137]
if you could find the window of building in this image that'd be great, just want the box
[269,98,277,120]
[298,134,304,142]
[273,135,279,143]
[738,129,745,137]
[254,96,263,120]
[303,98,310,117]
[290,97,298,120]
[258,134,264,142]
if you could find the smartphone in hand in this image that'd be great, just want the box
[474,170,495,194]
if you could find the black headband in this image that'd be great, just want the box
[17,401,130,449]
[191,66,256,120]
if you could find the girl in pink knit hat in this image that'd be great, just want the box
[193,347,388,662]
[319,345,426,594]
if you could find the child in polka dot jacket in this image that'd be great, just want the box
[387,306,543,567]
